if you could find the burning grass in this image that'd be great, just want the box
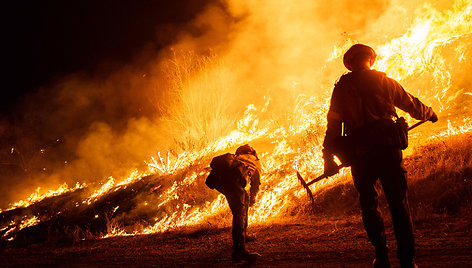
[1,0,472,248]
[152,50,241,152]
[282,133,472,221]
[1,132,471,246]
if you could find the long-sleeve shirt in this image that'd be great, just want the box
[323,69,434,153]
[236,154,261,200]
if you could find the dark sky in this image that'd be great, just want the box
[1,0,212,114]
[0,0,222,207]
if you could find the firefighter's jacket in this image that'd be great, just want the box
[235,153,261,201]
[323,69,434,153]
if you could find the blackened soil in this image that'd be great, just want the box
[1,214,471,267]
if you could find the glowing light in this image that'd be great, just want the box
[3,182,86,212]
[19,216,39,231]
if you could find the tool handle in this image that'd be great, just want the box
[407,120,427,131]
[306,174,328,187]
[306,163,348,187]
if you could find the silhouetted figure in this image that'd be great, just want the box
[205,144,261,263]
[322,44,438,268]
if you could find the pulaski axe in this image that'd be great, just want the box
[296,165,347,210]
[297,119,428,209]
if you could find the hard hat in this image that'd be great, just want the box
[235,144,258,158]
[343,44,376,71]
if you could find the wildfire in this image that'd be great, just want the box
[374,0,472,112]
[1,0,472,242]
[105,0,472,237]
[1,182,86,213]
[84,169,152,205]
[432,118,472,138]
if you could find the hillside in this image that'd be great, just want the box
[1,134,471,267]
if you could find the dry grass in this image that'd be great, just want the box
[2,134,472,267]
[406,133,472,218]
[280,133,472,222]
[152,50,239,152]
[3,132,470,247]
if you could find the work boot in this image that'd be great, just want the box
[373,247,390,268]
[400,260,418,268]
[373,257,391,268]
[232,249,260,263]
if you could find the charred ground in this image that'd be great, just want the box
[1,215,471,267]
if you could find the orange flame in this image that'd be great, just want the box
[3,0,472,240]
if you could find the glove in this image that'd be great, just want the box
[429,111,438,123]
[323,152,340,177]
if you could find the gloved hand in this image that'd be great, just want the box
[323,152,340,177]
[429,111,438,123]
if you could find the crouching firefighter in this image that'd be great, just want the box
[323,44,438,268]
[205,144,262,263]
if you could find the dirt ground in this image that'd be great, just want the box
[1,214,471,267]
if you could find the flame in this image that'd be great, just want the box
[373,1,472,112]
[1,182,86,213]
[2,0,472,241]
[19,216,40,231]
[432,117,472,138]
[85,169,151,205]
[113,0,472,236]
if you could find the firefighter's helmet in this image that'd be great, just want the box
[343,44,376,71]
[235,144,258,159]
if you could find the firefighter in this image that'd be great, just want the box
[322,44,438,268]
[207,144,261,263]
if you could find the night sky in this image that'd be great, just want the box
[1,0,212,114]
[0,0,219,205]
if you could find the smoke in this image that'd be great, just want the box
[215,0,393,108]
[2,0,471,209]
[0,0,400,206]
[0,60,164,207]
[0,2,230,207]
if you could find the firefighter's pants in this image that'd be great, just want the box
[217,183,249,253]
[351,147,415,262]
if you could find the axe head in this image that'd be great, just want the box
[297,171,309,189]
[296,171,316,210]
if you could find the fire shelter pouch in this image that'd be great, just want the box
[393,117,408,150]
[353,118,408,150]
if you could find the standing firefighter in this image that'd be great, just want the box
[205,144,261,263]
[323,44,438,268]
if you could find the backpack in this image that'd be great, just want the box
[205,153,248,189]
